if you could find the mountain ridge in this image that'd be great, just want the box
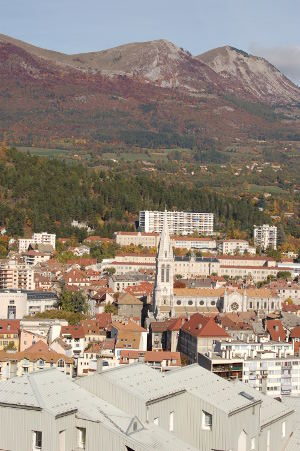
[0,33,299,150]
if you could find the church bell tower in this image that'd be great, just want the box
[153,211,174,318]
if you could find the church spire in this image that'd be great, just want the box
[152,210,174,318]
[157,210,173,260]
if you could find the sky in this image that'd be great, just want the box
[1,0,299,84]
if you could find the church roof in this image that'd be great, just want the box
[174,288,224,297]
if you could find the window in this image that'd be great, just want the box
[266,429,271,451]
[202,410,212,430]
[154,417,159,426]
[32,431,42,450]
[166,265,170,283]
[169,411,174,432]
[57,359,65,368]
[251,437,256,450]
[161,265,165,282]
[77,427,86,449]
[281,421,286,438]
[58,430,65,451]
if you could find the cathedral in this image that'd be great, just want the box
[153,213,281,319]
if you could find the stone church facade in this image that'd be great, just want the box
[153,215,281,319]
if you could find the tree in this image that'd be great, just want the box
[277,271,292,280]
[4,341,17,351]
[57,290,88,314]
[106,267,116,276]
[277,224,286,246]
[104,303,117,315]
[266,248,282,261]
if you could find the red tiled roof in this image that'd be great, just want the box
[67,258,97,266]
[120,350,181,365]
[265,320,286,342]
[0,320,20,334]
[116,232,159,236]
[0,340,73,363]
[290,326,300,339]
[282,303,300,313]
[61,325,85,339]
[182,313,228,338]
[95,313,112,329]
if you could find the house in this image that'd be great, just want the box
[120,350,181,370]
[88,288,114,315]
[50,337,73,358]
[111,321,147,358]
[265,319,287,342]
[19,329,47,351]
[290,326,300,354]
[117,292,144,318]
[60,325,86,358]
[81,319,107,343]
[0,340,73,380]
[0,319,20,351]
[178,313,228,363]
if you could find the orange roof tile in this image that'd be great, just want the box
[182,313,228,338]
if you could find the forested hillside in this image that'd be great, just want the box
[0,148,270,238]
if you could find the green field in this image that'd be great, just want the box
[249,184,286,194]
[16,146,71,157]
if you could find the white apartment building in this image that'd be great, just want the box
[139,210,214,235]
[18,232,56,253]
[199,341,300,397]
[243,352,300,397]
[253,224,277,250]
[114,231,160,248]
[217,239,256,255]
[0,290,58,319]
[0,261,35,290]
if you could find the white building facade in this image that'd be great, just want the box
[18,232,56,253]
[139,210,214,235]
[253,224,277,250]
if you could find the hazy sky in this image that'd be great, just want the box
[1,0,299,84]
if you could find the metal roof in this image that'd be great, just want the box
[232,380,293,427]
[163,364,260,414]
[0,369,197,451]
[91,363,185,403]
[94,363,258,414]
[282,396,300,451]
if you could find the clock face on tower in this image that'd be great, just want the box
[230,302,239,311]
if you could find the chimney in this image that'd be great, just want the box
[97,358,103,374]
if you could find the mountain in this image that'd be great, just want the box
[0,34,299,150]
[197,45,300,105]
